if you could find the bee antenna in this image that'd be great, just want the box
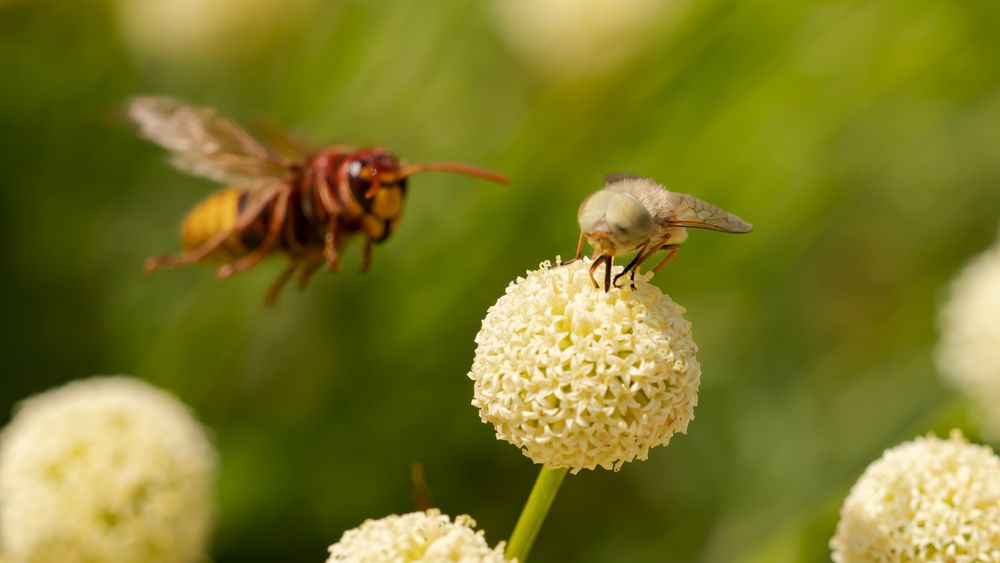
[398,162,509,185]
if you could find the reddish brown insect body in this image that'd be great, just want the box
[128,97,508,304]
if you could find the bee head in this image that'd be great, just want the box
[578,190,653,256]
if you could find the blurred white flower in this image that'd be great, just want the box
[937,231,1000,441]
[0,376,217,563]
[491,0,684,78]
[115,0,316,68]
[830,431,1000,563]
[468,259,700,472]
[326,509,509,563]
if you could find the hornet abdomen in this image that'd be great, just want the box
[180,187,263,261]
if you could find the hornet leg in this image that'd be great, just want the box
[297,252,325,291]
[361,238,374,273]
[324,224,341,272]
[144,189,279,274]
[264,260,299,307]
[216,189,291,280]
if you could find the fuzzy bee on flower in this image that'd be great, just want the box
[570,174,753,290]
[126,96,509,304]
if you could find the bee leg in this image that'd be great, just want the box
[264,260,299,307]
[588,255,608,288]
[217,189,291,280]
[603,255,613,292]
[558,232,587,267]
[144,189,280,274]
[613,243,652,289]
[361,238,373,273]
[628,262,641,289]
[297,253,324,291]
[649,245,681,274]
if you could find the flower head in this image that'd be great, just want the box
[468,259,700,472]
[937,231,1000,440]
[491,0,685,78]
[116,0,317,68]
[830,431,1000,562]
[325,509,509,563]
[0,376,217,563]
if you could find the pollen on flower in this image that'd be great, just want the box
[830,430,1000,563]
[468,258,701,472]
[937,230,1000,441]
[325,509,510,562]
[0,376,217,563]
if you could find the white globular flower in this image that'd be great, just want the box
[115,0,317,68]
[491,0,688,78]
[325,509,510,563]
[0,376,217,563]
[937,231,1000,441]
[830,431,1000,563]
[468,259,701,472]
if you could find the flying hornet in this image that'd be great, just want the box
[126,96,508,304]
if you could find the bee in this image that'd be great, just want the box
[126,96,509,304]
[571,173,752,291]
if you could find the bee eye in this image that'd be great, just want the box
[606,193,653,244]
[611,222,630,234]
[348,160,364,177]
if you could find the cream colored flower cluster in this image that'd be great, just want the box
[469,259,701,472]
[0,377,217,563]
[491,0,681,77]
[830,431,1000,562]
[938,232,1000,440]
[116,0,317,68]
[326,509,510,563]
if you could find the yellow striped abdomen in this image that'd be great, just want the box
[180,187,250,260]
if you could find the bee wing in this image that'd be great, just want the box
[604,172,643,187]
[126,96,292,186]
[664,192,753,233]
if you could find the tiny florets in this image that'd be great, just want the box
[830,430,1000,562]
[0,376,217,563]
[468,259,701,472]
[325,509,510,562]
[937,231,1000,440]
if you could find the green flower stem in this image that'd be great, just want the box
[506,465,569,562]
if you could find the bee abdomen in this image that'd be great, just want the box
[180,187,253,260]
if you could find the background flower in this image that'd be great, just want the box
[326,509,509,563]
[490,0,687,78]
[115,0,317,69]
[469,259,700,472]
[830,431,1000,562]
[0,376,217,563]
[937,229,1000,440]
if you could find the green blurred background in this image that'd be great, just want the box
[2,0,999,561]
